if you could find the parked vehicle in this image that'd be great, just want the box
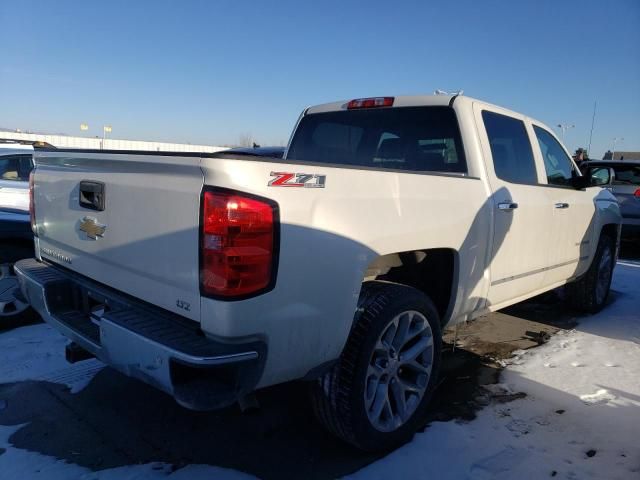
[582,160,640,240]
[0,143,33,212]
[16,94,621,451]
[0,143,36,322]
[225,146,286,158]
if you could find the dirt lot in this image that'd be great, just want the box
[0,243,637,480]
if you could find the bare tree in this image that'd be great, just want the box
[238,132,254,148]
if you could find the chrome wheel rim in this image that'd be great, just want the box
[0,263,29,317]
[365,310,434,432]
[595,246,613,305]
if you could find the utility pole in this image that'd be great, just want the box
[611,137,624,160]
[557,123,575,143]
[102,125,112,150]
[587,102,596,156]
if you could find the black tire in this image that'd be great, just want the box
[565,234,615,313]
[310,281,442,451]
[0,242,38,328]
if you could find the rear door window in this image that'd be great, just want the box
[287,106,467,173]
[481,111,538,184]
[533,126,577,187]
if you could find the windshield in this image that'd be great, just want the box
[287,106,467,173]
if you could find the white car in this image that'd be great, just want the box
[0,143,33,212]
[0,142,35,322]
[16,94,621,450]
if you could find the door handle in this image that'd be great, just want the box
[79,181,105,211]
[498,202,518,211]
[554,202,570,209]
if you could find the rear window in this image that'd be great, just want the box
[287,106,467,173]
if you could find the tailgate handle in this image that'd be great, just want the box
[79,181,105,211]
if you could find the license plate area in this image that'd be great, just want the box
[45,279,122,345]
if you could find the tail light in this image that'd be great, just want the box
[200,188,278,299]
[29,171,37,236]
[347,97,394,109]
[634,188,640,198]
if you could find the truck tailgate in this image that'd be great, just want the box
[33,151,203,321]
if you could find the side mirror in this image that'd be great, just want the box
[571,172,591,189]
[584,166,615,187]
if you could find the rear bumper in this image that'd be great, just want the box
[14,258,266,410]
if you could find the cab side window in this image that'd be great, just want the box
[482,111,537,184]
[533,126,577,187]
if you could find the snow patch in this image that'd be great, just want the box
[1,263,639,479]
[0,324,103,393]
[350,263,640,479]
[579,389,616,405]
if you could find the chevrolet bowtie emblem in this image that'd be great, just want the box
[79,216,106,240]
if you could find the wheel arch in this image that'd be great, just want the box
[363,248,459,326]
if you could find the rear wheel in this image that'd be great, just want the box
[310,281,442,451]
[565,234,615,313]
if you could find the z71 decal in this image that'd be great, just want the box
[268,172,326,188]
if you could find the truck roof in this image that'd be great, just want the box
[305,94,533,120]
[306,94,458,114]
[304,94,556,145]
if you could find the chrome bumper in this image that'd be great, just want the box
[15,258,266,410]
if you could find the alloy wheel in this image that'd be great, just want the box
[364,310,435,432]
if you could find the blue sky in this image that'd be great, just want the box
[1,0,638,157]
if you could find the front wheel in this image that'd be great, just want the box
[310,281,442,451]
[565,234,616,313]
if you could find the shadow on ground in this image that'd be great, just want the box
[0,287,588,480]
[0,348,501,480]
[2,239,636,479]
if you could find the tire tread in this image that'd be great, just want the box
[310,281,440,450]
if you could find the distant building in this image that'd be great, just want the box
[0,130,226,153]
[602,150,640,161]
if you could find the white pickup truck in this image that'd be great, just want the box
[16,94,621,451]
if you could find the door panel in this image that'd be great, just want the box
[540,187,597,283]
[531,125,596,284]
[474,105,553,307]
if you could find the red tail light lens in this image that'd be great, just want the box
[29,171,37,236]
[634,188,640,198]
[200,189,278,298]
[347,97,394,109]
